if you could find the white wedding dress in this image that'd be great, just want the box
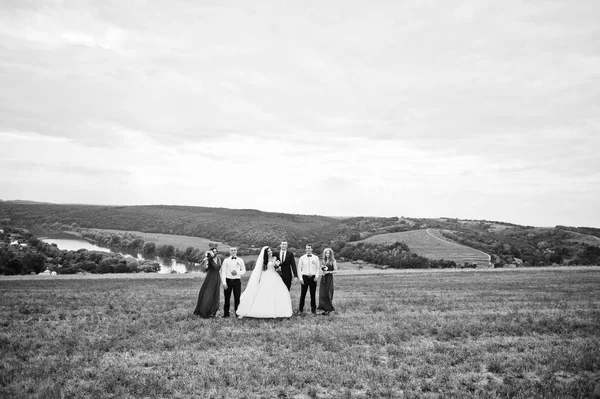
[237,247,293,318]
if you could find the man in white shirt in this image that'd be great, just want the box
[297,244,321,314]
[220,247,246,318]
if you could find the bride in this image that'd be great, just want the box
[237,246,293,318]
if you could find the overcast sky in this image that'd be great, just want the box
[1,0,599,227]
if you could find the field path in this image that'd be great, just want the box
[426,228,492,264]
[357,228,491,266]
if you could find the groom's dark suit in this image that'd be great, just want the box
[275,250,298,290]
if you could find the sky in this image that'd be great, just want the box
[1,0,599,227]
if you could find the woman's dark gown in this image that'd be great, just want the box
[317,262,335,313]
[193,257,221,318]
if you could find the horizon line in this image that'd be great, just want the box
[2,198,594,229]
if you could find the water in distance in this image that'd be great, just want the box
[41,238,111,253]
[41,238,198,273]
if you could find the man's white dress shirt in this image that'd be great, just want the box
[220,256,246,284]
[297,254,321,278]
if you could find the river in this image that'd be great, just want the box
[41,238,200,274]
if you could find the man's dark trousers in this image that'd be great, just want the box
[299,275,317,313]
[224,278,241,317]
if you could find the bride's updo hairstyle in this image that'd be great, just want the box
[262,247,271,270]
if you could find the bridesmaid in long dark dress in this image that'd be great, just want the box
[317,248,338,315]
[193,248,221,318]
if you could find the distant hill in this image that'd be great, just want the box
[0,202,343,248]
[406,218,600,266]
[357,228,491,266]
[2,200,54,205]
[0,202,599,266]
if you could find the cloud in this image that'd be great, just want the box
[1,0,599,226]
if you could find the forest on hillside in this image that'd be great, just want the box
[412,218,600,267]
[0,226,161,275]
[0,202,407,249]
[1,202,599,268]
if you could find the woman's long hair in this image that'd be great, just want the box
[322,247,335,264]
[262,247,271,270]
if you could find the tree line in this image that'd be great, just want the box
[421,220,600,266]
[0,227,161,275]
[1,224,461,275]
[2,202,599,270]
[42,223,220,265]
[0,203,411,249]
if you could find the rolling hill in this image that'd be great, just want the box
[0,202,340,247]
[357,228,491,266]
[1,201,599,267]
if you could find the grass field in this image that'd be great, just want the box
[358,229,491,266]
[1,268,599,398]
[88,228,226,251]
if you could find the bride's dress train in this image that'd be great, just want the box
[237,248,292,318]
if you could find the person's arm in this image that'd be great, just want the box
[291,254,298,278]
[200,252,208,271]
[239,259,246,276]
[321,259,328,274]
[315,257,321,278]
[332,260,338,273]
[207,257,215,271]
[220,259,227,286]
[298,256,304,284]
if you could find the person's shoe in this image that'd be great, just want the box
[311,309,317,315]
[222,315,230,318]
[323,311,331,315]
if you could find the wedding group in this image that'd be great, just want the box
[193,242,338,319]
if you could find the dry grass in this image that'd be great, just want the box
[1,268,599,398]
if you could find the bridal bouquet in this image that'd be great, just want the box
[274,259,281,274]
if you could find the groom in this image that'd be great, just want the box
[275,241,298,290]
